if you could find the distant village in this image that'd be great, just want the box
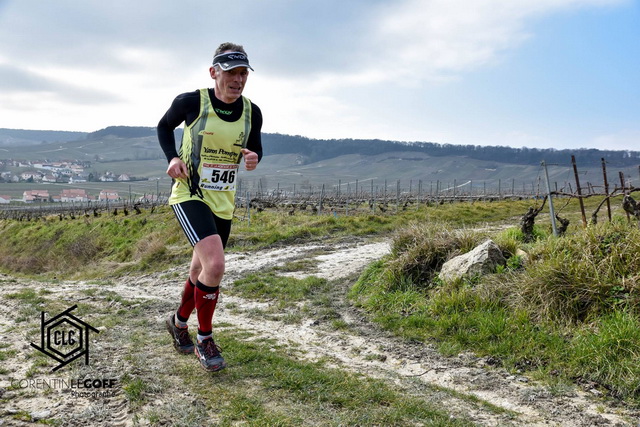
[0,159,147,204]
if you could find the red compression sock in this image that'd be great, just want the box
[194,280,220,336]
[176,278,196,323]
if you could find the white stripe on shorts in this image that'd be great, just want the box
[172,204,200,246]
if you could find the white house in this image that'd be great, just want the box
[98,189,120,202]
[60,189,90,203]
[20,171,42,181]
[69,174,88,183]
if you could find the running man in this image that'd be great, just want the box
[157,42,263,371]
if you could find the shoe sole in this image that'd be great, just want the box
[165,316,194,355]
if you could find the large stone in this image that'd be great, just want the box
[439,239,506,283]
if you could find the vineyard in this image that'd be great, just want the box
[2,178,639,227]
[1,156,639,227]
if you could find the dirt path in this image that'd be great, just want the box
[1,237,638,426]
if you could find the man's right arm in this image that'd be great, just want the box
[157,91,199,162]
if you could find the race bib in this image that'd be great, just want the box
[200,163,238,191]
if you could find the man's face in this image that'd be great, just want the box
[210,66,248,104]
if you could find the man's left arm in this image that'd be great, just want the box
[246,103,263,163]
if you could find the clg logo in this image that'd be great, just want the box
[31,305,100,372]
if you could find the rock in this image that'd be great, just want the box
[30,410,51,420]
[439,239,506,283]
[515,248,529,265]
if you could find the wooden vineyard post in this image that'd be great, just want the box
[601,158,612,222]
[571,155,587,228]
[542,160,558,237]
[620,172,630,223]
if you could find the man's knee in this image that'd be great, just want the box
[189,264,203,278]
[203,258,225,281]
[194,235,225,283]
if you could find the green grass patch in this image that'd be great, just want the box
[121,375,149,406]
[271,258,320,273]
[0,207,185,278]
[6,287,47,305]
[351,217,640,404]
[175,333,475,426]
[569,310,640,398]
[0,348,17,362]
[230,272,329,305]
[229,271,348,325]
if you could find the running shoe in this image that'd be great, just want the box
[165,314,194,354]
[194,337,226,372]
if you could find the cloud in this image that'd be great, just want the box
[2,0,625,85]
[0,62,122,103]
[0,0,634,147]
[249,0,629,99]
[257,0,632,144]
[365,0,628,79]
[0,0,230,74]
[373,0,527,74]
[0,63,51,92]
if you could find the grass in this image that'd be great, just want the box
[0,196,540,279]
[228,271,349,326]
[121,375,150,407]
[0,198,535,280]
[350,208,640,404]
[271,258,320,273]
[230,272,328,304]
[172,332,475,426]
[0,209,186,278]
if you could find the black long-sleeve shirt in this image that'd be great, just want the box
[157,88,263,163]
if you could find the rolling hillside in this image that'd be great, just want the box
[1,126,639,199]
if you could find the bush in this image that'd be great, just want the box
[352,217,640,403]
[485,220,640,324]
[384,222,482,292]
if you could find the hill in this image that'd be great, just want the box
[1,127,639,197]
[0,128,87,146]
[4,126,640,166]
[263,133,640,168]
[3,125,640,166]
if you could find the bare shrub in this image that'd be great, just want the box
[0,255,46,274]
[66,234,101,261]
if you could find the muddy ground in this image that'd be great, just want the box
[1,237,639,426]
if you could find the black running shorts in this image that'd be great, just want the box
[171,200,231,248]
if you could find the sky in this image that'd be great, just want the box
[0,0,638,151]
